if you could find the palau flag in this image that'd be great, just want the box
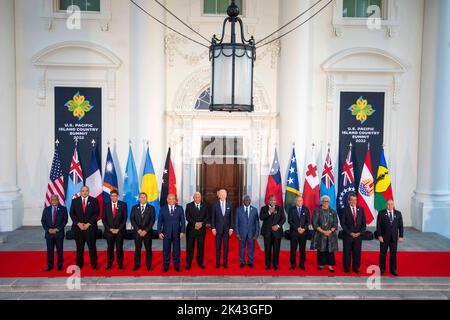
[141,146,160,222]
[102,147,118,204]
[66,147,84,212]
[123,146,140,220]
[320,148,337,209]
[265,149,284,208]
[374,148,394,211]
[284,147,300,213]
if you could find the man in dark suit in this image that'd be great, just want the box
[260,195,286,270]
[341,193,367,273]
[69,186,100,270]
[235,195,260,268]
[185,192,208,270]
[288,195,310,271]
[131,192,155,271]
[211,189,235,269]
[102,190,127,270]
[377,199,404,276]
[41,194,68,272]
[158,194,186,272]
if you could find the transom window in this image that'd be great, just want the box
[58,0,101,12]
[195,88,211,111]
[343,0,382,18]
[203,0,244,15]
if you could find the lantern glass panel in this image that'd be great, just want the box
[234,48,252,106]
[212,48,233,105]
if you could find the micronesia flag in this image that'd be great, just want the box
[66,147,84,212]
[320,148,336,209]
[264,149,283,208]
[123,146,139,220]
[85,149,104,220]
[141,146,160,222]
[102,146,118,204]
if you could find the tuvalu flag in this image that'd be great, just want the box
[375,148,394,211]
[357,146,376,225]
[265,149,283,207]
[160,148,178,207]
[284,147,300,213]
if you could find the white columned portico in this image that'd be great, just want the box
[412,0,450,238]
[130,0,167,173]
[278,0,313,174]
[0,0,22,232]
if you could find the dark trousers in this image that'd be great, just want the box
[105,232,124,267]
[263,234,281,268]
[46,237,64,268]
[239,236,256,265]
[186,228,205,266]
[215,232,230,265]
[343,235,362,271]
[317,250,336,266]
[74,228,97,268]
[163,236,181,269]
[290,233,307,267]
[134,235,152,268]
[379,239,398,272]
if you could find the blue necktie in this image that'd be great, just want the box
[297,207,301,219]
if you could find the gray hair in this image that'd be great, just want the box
[193,192,202,199]
[321,195,331,202]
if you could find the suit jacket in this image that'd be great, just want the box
[70,196,99,230]
[41,205,68,239]
[185,201,208,236]
[158,204,186,239]
[288,206,310,235]
[102,200,128,234]
[260,205,285,239]
[130,203,156,235]
[211,200,235,234]
[377,209,404,242]
[235,205,260,239]
[341,206,367,237]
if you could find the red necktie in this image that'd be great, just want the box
[113,203,117,219]
[52,207,57,226]
[352,207,357,226]
[82,198,86,215]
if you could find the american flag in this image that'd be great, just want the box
[321,149,335,189]
[44,147,66,207]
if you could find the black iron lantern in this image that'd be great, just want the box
[209,0,256,113]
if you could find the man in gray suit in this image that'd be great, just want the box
[235,195,260,268]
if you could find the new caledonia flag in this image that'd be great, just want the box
[141,146,160,221]
[160,148,178,207]
[284,147,300,213]
[375,148,394,211]
[265,149,283,207]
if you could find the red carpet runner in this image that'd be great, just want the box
[1,231,450,277]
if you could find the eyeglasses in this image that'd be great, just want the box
[322,200,330,202]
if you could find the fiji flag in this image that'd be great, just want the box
[141,146,160,222]
[103,147,118,204]
[337,144,356,219]
[264,149,283,208]
[66,147,84,212]
[320,148,336,209]
[123,146,140,219]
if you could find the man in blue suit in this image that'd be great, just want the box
[41,194,68,272]
[158,194,186,272]
[235,195,260,268]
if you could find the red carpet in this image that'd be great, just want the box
[1,232,450,278]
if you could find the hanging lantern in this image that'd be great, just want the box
[209,0,256,113]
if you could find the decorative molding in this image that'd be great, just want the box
[256,40,280,69]
[165,33,209,68]
[331,0,399,38]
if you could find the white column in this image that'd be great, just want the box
[412,0,450,238]
[130,0,167,175]
[277,0,313,176]
[0,0,22,231]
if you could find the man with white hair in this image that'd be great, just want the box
[185,192,208,270]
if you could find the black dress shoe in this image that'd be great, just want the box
[248,264,254,269]
[175,267,180,272]
[215,263,220,269]
[198,264,205,269]
[353,269,360,274]
[390,271,399,277]
[57,266,64,271]
[317,266,324,270]
[380,269,385,275]
[185,264,191,270]
[105,266,112,271]
[290,266,296,271]
[273,265,279,271]
[265,266,271,270]
[163,267,168,273]
[45,267,54,272]
[92,265,98,270]
[133,266,140,271]
[147,266,153,271]
[328,267,335,273]
[240,263,245,268]
[119,265,124,270]
[344,269,350,273]
[300,265,306,271]
[223,264,228,269]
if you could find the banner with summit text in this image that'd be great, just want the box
[55,87,102,188]
[338,92,385,202]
